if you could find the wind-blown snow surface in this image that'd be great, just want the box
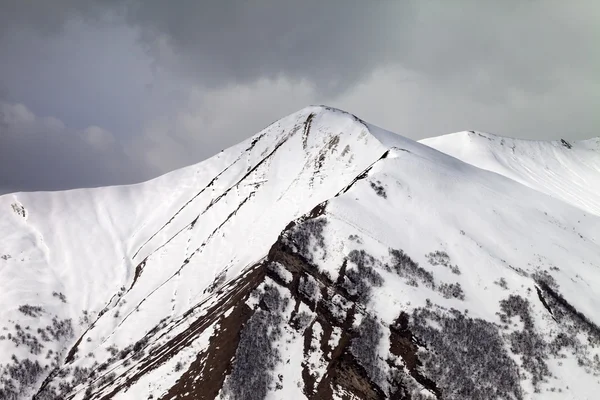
[0,106,599,400]
[420,131,600,216]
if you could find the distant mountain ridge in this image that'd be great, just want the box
[420,130,600,216]
[1,106,599,399]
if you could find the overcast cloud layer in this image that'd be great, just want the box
[1,1,598,193]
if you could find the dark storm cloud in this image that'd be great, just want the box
[401,2,599,101]
[119,0,405,93]
[112,0,598,140]
[2,1,598,98]
[0,103,150,195]
[0,0,405,93]
[94,1,599,101]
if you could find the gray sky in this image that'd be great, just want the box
[1,1,598,193]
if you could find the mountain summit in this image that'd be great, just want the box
[1,106,599,399]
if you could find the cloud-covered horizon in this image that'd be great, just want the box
[1,1,598,193]
[0,101,142,194]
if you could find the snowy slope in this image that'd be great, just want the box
[0,106,389,399]
[420,131,600,216]
[1,106,599,400]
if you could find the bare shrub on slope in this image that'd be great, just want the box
[411,307,523,400]
[223,285,288,400]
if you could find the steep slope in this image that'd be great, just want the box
[420,131,600,216]
[0,107,599,400]
[0,106,390,399]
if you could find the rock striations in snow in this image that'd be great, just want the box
[1,106,599,399]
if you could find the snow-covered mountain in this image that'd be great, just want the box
[420,131,600,216]
[1,106,599,400]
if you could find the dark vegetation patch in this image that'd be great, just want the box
[11,203,26,218]
[18,305,44,318]
[290,311,314,332]
[342,250,384,303]
[34,364,97,399]
[387,249,466,301]
[537,282,600,375]
[2,316,73,367]
[426,250,461,275]
[498,295,550,390]
[78,310,92,327]
[538,282,600,346]
[305,310,385,400]
[52,292,67,304]
[388,370,435,400]
[173,361,183,372]
[223,285,288,400]
[532,269,558,290]
[509,264,530,277]
[369,180,387,199]
[494,277,509,289]
[341,144,351,157]
[10,324,44,355]
[286,217,328,262]
[298,274,321,306]
[438,282,465,300]
[493,286,600,391]
[350,315,385,389]
[412,307,524,400]
[0,356,44,400]
[348,234,362,244]
[44,318,74,343]
[497,285,600,391]
[388,249,435,289]
[388,312,441,399]
[321,291,351,325]
[266,262,292,286]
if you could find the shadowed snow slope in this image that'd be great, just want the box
[0,106,599,400]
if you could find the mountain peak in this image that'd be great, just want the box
[1,108,600,399]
